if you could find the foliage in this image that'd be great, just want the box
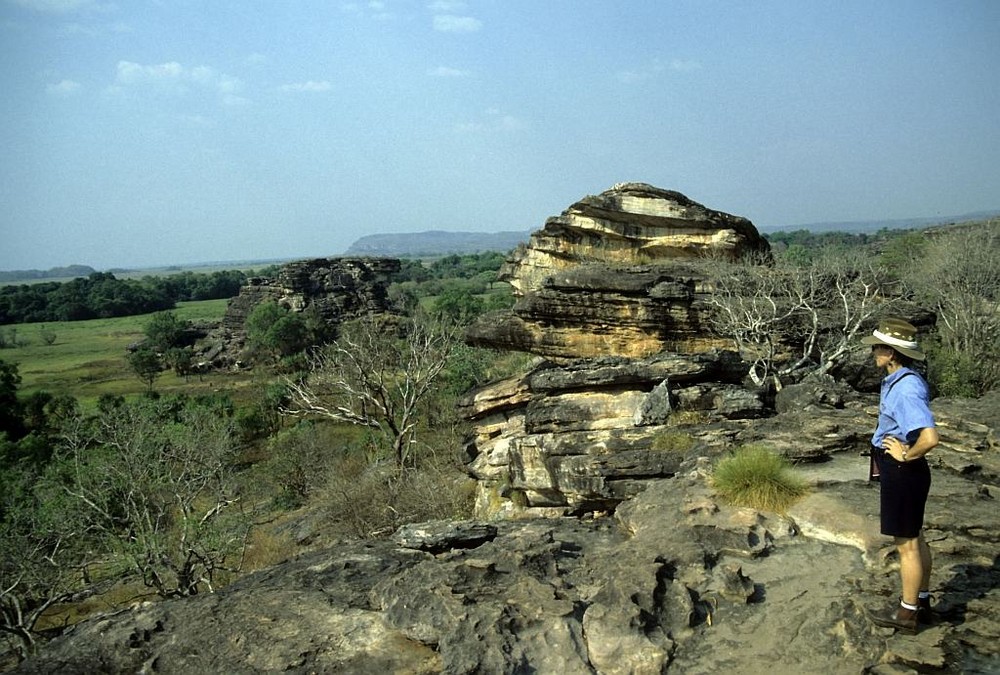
[711,444,808,513]
[284,312,460,468]
[244,302,308,360]
[0,270,246,326]
[0,359,24,440]
[260,422,334,508]
[649,430,697,453]
[905,223,1000,397]
[316,447,475,540]
[143,311,191,352]
[126,346,162,393]
[53,397,251,598]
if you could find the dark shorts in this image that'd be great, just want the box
[875,447,931,538]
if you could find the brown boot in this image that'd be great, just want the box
[918,595,935,625]
[870,602,919,634]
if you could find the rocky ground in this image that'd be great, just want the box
[9,391,999,674]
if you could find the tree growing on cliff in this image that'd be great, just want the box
[283,312,459,469]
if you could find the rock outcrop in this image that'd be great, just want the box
[499,182,769,297]
[199,257,400,367]
[467,184,768,361]
[463,184,772,519]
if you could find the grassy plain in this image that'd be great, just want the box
[2,299,258,407]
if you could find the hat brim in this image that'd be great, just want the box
[861,335,925,361]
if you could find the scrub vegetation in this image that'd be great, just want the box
[711,444,808,513]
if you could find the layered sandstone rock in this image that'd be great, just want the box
[462,184,770,518]
[500,182,769,296]
[467,184,769,361]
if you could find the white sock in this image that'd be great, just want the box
[918,591,931,600]
[901,600,918,611]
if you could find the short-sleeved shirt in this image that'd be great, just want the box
[872,367,936,448]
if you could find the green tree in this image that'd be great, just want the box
[126,346,162,393]
[144,311,190,352]
[0,360,24,440]
[245,302,308,360]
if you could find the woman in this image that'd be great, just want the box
[862,317,939,634]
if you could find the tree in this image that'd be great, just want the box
[126,346,162,393]
[57,399,251,598]
[0,359,24,440]
[703,245,901,386]
[144,311,189,352]
[245,302,308,360]
[908,223,1000,396]
[284,313,459,468]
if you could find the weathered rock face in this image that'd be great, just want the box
[460,350,765,519]
[462,184,771,518]
[501,182,769,297]
[201,257,400,367]
[468,184,768,361]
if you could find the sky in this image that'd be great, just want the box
[1,0,998,271]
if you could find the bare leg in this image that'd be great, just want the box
[918,532,932,591]
[895,534,924,605]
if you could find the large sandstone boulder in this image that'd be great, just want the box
[462,184,771,518]
[468,184,769,361]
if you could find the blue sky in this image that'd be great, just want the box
[2,0,998,271]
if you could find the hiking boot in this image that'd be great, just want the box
[918,595,935,625]
[870,603,919,634]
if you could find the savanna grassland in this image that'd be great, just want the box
[1,299,255,407]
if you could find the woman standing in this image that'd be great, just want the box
[863,317,939,634]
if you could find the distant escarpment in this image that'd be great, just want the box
[197,257,399,368]
[461,183,773,518]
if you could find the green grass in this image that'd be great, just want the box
[711,444,808,513]
[1,299,256,406]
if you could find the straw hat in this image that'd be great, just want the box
[861,317,926,361]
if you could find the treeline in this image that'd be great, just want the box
[0,270,247,325]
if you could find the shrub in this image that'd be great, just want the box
[711,444,808,513]
[316,447,475,540]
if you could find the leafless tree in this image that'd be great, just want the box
[283,313,459,469]
[703,246,901,386]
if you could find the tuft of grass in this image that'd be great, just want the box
[650,430,697,453]
[711,444,808,513]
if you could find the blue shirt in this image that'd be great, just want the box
[872,367,936,448]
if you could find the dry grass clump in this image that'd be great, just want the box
[711,444,808,513]
[650,430,697,453]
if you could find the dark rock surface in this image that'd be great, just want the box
[13,396,1000,672]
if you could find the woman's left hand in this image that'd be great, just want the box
[882,436,908,462]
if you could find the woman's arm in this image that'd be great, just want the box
[883,426,939,462]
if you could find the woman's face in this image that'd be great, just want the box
[871,344,895,369]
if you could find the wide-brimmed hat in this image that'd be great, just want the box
[861,317,926,361]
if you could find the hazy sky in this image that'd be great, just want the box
[2,0,998,271]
